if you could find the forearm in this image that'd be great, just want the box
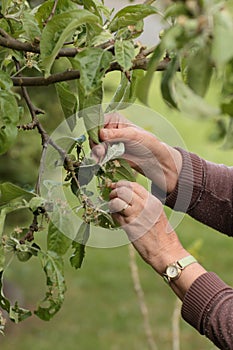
[153,148,233,236]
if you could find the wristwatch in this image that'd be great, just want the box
[163,255,197,284]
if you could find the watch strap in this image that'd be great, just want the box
[177,255,197,269]
[163,255,197,284]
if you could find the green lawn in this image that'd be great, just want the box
[1,72,233,350]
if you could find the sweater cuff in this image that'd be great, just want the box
[152,148,204,212]
[181,272,231,333]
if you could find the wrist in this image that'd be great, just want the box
[149,245,189,276]
[149,143,182,194]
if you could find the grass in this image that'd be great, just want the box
[1,72,233,350]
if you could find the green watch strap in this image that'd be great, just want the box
[177,255,197,269]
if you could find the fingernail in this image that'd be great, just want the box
[101,129,108,138]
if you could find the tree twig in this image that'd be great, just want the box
[172,298,181,350]
[12,58,171,87]
[20,213,39,243]
[43,0,59,26]
[13,58,68,195]
[128,245,157,350]
[0,28,114,58]
[0,28,79,56]
[12,69,81,86]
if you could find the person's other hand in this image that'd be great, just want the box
[92,112,182,194]
[109,180,186,275]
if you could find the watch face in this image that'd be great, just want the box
[166,265,179,279]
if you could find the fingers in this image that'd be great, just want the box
[109,180,164,241]
[110,180,150,200]
[104,112,132,129]
[109,184,134,203]
[99,126,138,144]
[109,182,143,216]
[108,197,132,215]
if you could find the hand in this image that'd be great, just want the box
[109,180,186,275]
[92,112,182,194]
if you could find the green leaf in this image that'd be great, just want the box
[97,211,117,229]
[55,82,78,131]
[47,203,74,254]
[0,182,34,207]
[161,56,179,108]
[28,196,45,213]
[106,73,130,113]
[35,0,78,29]
[173,78,220,119]
[186,44,213,97]
[113,158,136,182]
[109,4,157,32]
[0,70,13,90]
[0,271,32,323]
[0,90,19,155]
[137,44,163,105]
[0,202,29,236]
[128,69,144,102]
[101,158,135,183]
[70,47,112,142]
[70,48,113,94]
[98,158,135,203]
[0,125,18,155]
[83,0,103,22]
[22,11,41,42]
[83,0,113,21]
[0,91,19,126]
[47,220,71,256]
[1,0,12,15]
[90,29,113,46]
[100,142,125,165]
[70,243,85,269]
[73,163,99,188]
[78,84,104,144]
[212,9,233,67]
[34,251,66,321]
[115,39,135,71]
[164,3,189,19]
[106,70,144,113]
[40,10,99,76]
[1,0,11,15]
[70,222,90,269]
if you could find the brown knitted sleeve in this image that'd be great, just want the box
[181,272,233,349]
[152,148,233,236]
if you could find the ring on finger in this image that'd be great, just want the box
[120,202,130,214]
